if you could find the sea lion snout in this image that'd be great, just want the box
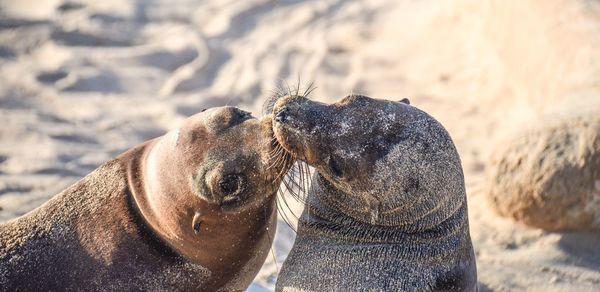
[274,108,289,123]
[272,95,319,126]
[273,95,323,162]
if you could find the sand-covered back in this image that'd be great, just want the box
[1,0,599,291]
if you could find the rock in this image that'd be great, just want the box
[487,103,600,231]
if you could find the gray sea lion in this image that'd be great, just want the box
[271,94,477,291]
[0,106,292,291]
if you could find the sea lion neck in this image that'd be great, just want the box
[123,140,182,258]
[124,139,204,263]
[303,173,466,243]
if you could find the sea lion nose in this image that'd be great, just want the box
[273,95,309,123]
[274,108,289,123]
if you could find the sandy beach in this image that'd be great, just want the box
[1,0,599,290]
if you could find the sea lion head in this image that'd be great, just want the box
[129,106,292,288]
[272,94,465,229]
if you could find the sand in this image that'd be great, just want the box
[1,0,599,291]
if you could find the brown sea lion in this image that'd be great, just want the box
[0,106,292,291]
[271,94,477,291]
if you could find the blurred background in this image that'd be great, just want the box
[1,0,599,291]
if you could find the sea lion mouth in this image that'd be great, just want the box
[265,83,317,163]
[263,85,321,228]
[271,105,311,163]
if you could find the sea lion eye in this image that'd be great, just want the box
[219,174,245,204]
[328,155,344,177]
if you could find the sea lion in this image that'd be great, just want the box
[271,94,477,291]
[0,106,292,291]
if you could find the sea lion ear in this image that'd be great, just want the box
[399,98,410,105]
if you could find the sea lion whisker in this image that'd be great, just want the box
[271,151,290,180]
[280,148,293,167]
[284,80,293,98]
[270,136,279,145]
[295,74,301,97]
[276,159,309,204]
[273,145,287,161]
[270,158,285,174]
[266,154,280,170]
[263,82,289,114]
[276,163,311,215]
[266,158,283,172]
[302,81,314,96]
[281,175,300,198]
[275,201,292,230]
[278,186,300,222]
[293,166,305,201]
[281,176,306,205]
[267,145,283,161]
[280,161,296,188]
[266,153,280,164]
[276,191,297,233]
[282,165,307,203]
[304,86,317,98]
[266,149,279,160]
[287,165,301,186]
[271,141,286,157]
[296,161,308,188]
[265,149,281,170]
[274,155,293,181]
[267,146,285,162]
[267,144,287,168]
[277,183,301,224]
[269,148,288,171]
[297,162,311,202]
